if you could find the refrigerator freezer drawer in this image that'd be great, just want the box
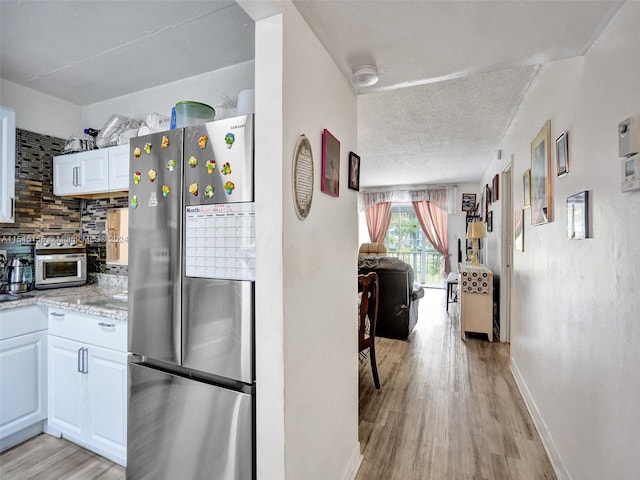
[182,278,254,384]
[127,362,254,480]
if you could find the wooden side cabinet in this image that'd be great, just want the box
[458,263,493,342]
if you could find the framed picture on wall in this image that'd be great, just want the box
[556,130,569,177]
[462,193,476,212]
[321,128,340,197]
[348,151,360,191]
[530,120,552,225]
[487,211,493,232]
[515,209,524,251]
[523,169,531,208]
[492,174,499,202]
[567,191,589,239]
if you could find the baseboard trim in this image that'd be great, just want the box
[341,442,363,480]
[0,422,44,452]
[510,357,572,480]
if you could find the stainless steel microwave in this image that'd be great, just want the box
[34,238,87,289]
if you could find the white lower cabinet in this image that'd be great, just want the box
[47,308,127,466]
[0,306,47,452]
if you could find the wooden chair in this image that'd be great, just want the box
[358,272,381,389]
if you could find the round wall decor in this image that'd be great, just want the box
[292,134,314,219]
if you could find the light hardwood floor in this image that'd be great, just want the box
[0,434,124,480]
[1,288,555,480]
[356,288,556,480]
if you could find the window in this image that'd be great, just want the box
[384,204,444,287]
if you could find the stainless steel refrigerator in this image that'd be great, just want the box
[127,114,255,480]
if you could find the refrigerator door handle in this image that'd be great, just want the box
[83,347,89,374]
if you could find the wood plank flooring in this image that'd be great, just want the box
[0,434,124,480]
[356,288,556,480]
[1,288,555,480]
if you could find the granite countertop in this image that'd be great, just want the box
[0,279,128,321]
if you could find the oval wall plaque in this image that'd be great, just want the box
[293,134,314,220]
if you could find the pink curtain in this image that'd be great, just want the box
[412,201,450,276]
[365,202,392,243]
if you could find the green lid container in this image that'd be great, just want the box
[174,101,216,127]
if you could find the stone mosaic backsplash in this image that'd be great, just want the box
[0,128,128,276]
[0,128,80,237]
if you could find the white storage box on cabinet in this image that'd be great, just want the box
[0,306,47,451]
[47,308,127,466]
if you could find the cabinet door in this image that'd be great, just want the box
[0,331,47,441]
[53,154,79,196]
[85,345,127,465]
[78,149,109,194]
[47,335,84,441]
[108,144,130,191]
[0,106,16,222]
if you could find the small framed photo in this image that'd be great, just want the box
[321,128,340,197]
[348,152,360,191]
[515,209,524,251]
[461,193,476,212]
[556,131,569,177]
[492,174,499,202]
[487,210,493,232]
[523,169,531,208]
[567,191,589,239]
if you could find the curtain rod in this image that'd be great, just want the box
[360,183,458,193]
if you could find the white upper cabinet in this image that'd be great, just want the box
[107,144,130,191]
[0,106,16,222]
[54,144,129,197]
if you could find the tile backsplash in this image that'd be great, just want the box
[0,128,128,276]
[1,128,79,237]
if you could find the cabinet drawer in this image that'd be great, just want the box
[0,306,47,340]
[48,308,126,352]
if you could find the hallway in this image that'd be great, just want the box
[356,288,556,480]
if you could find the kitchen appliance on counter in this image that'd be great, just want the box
[34,237,87,289]
[127,114,255,480]
[3,257,33,293]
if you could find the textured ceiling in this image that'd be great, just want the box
[357,66,538,187]
[294,0,623,188]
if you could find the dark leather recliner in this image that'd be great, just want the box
[357,256,425,340]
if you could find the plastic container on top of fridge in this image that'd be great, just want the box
[174,101,216,128]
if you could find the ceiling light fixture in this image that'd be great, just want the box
[352,65,379,87]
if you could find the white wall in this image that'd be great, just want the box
[482,3,640,479]
[280,3,360,480]
[254,13,286,480]
[0,79,84,138]
[253,3,360,480]
[0,61,253,141]
[83,61,255,128]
